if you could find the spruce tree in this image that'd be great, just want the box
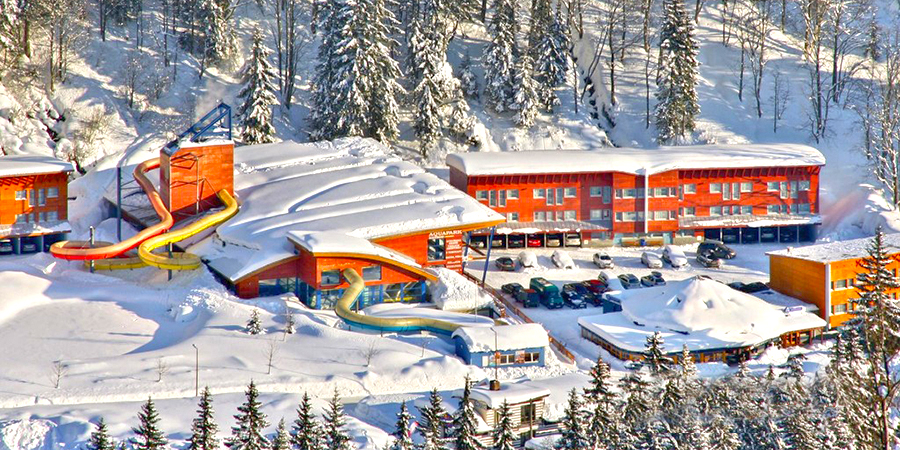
[482,0,518,112]
[132,398,167,450]
[706,413,740,450]
[291,392,321,450]
[226,380,270,450]
[238,29,278,145]
[511,55,539,128]
[644,331,673,375]
[555,390,589,450]
[452,378,484,450]
[492,401,516,450]
[530,2,569,109]
[583,358,617,450]
[389,402,414,450]
[459,53,479,100]
[247,309,263,335]
[188,387,219,450]
[272,419,290,450]
[87,418,115,450]
[654,0,700,143]
[414,77,442,157]
[199,0,236,71]
[418,389,448,450]
[621,372,652,428]
[323,390,352,450]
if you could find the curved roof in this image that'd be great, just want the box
[446,144,826,176]
[0,155,74,177]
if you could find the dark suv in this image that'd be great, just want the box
[698,240,736,259]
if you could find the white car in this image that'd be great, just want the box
[551,250,576,269]
[518,250,538,268]
[599,270,626,292]
[592,252,614,269]
[662,245,689,268]
[641,251,663,269]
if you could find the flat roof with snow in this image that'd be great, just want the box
[451,324,550,353]
[192,138,504,282]
[0,155,74,177]
[470,382,552,409]
[577,276,825,354]
[446,144,826,176]
[767,233,900,263]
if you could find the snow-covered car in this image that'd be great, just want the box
[599,271,626,292]
[592,252,614,269]
[641,252,663,269]
[697,250,722,268]
[561,283,589,309]
[618,273,641,289]
[518,250,538,268]
[661,245,689,268]
[641,271,666,287]
[551,250,576,269]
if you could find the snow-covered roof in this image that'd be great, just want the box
[287,231,421,268]
[446,144,826,176]
[192,138,504,282]
[470,382,552,409]
[577,276,826,353]
[0,155,74,177]
[680,214,822,229]
[451,324,550,353]
[767,233,900,263]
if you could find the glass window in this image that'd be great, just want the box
[590,209,602,220]
[15,190,26,201]
[767,205,779,214]
[547,188,556,205]
[723,183,732,200]
[780,182,789,199]
[615,189,623,199]
[427,238,446,261]
[732,183,740,200]
[683,183,696,194]
[507,189,519,199]
[489,190,497,207]
[475,190,488,200]
[637,188,645,198]
[564,210,576,221]
[833,303,848,314]
[800,203,811,214]
[681,207,695,216]
[534,211,546,221]
[740,182,753,193]
[533,188,545,199]
[590,186,602,197]
[28,189,35,207]
[741,205,753,215]
[564,187,577,198]
[38,189,46,206]
[767,181,779,192]
[15,214,28,224]
[47,187,59,198]
[362,266,382,281]
[47,211,58,222]
[790,181,798,199]
[321,270,341,286]
[791,203,799,214]
[799,180,811,191]
[521,403,537,425]
[507,212,519,222]
[834,279,849,290]
[624,188,636,198]
[39,212,47,222]
[615,212,623,221]
[499,189,506,207]
[603,186,611,203]
[710,183,722,194]
[710,206,722,216]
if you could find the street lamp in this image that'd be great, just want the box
[490,327,500,390]
[192,344,199,397]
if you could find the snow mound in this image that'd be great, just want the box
[429,268,493,311]
[0,420,55,450]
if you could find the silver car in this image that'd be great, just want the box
[592,252,614,269]
[641,251,663,269]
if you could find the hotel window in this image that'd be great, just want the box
[498,189,507,207]
[38,188,46,206]
[15,190,26,201]
[564,187,577,198]
[767,181,779,192]
[475,190,488,200]
[321,270,341,286]
[833,279,850,290]
[799,203,811,214]
[590,186,602,197]
[710,206,722,216]
[683,183,696,194]
[833,303,848,314]
[780,181,789,199]
[547,188,556,205]
[625,188,637,198]
[362,266,382,281]
[28,189,35,207]
[680,207,695,216]
[564,210,576,221]
[14,214,28,224]
[767,205,779,214]
[507,189,519,199]
[799,180,811,191]
[791,204,799,214]
[603,186,611,203]
[741,205,753,215]
[534,211,547,221]
[427,238,446,261]
[507,212,519,222]
[709,183,722,194]
[637,188,646,198]
[731,182,741,200]
[533,188,546,199]
[489,190,498,207]
[740,182,753,193]
[590,209,611,220]
[48,187,59,198]
[790,181,799,199]
[47,211,58,222]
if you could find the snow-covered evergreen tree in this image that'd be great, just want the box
[452,378,484,450]
[132,398,167,450]
[482,0,518,112]
[459,52,479,100]
[238,30,278,145]
[511,55,539,128]
[188,387,219,450]
[272,419,290,450]
[226,380,270,450]
[199,0,236,71]
[621,372,652,428]
[530,3,569,110]
[492,401,516,450]
[654,0,699,143]
[555,390,589,450]
[389,402,414,450]
[706,413,740,450]
[418,389,448,450]
[644,331,673,375]
[246,309,262,335]
[291,392,321,450]
[679,344,698,382]
[87,419,115,450]
[0,0,19,56]
[323,390,352,450]
[583,358,618,450]
[413,76,442,157]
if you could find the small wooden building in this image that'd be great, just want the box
[469,382,551,446]
[451,324,549,368]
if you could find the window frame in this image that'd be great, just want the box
[709,183,722,194]
[740,182,753,193]
[475,190,488,201]
[427,238,447,261]
[507,189,519,199]
[362,265,382,281]
[321,270,342,286]
[533,188,546,199]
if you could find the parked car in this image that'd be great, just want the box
[592,252,615,269]
[581,280,606,306]
[641,271,666,287]
[518,250,538,268]
[562,283,589,309]
[698,240,737,259]
[729,281,769,293]
[551,250,576,269]
[527,236,543,247]
[507,236,526,248]
[641,251,663,269]
[546,235,562,247]
[565,233,582,246]
[662,245,689,268]
[21,242,37,253]
[515,289,541,307]
[599,271,626,292]
[697,250,722,268]
[618,273,641,289]
[0,240,12,254]
[494,257,516,272]
[529,277,565,309]
[501,282,525,296]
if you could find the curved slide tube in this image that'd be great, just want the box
[336,268,500,335]
[51,158,174,261]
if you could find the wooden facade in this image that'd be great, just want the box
[471,392,549,446]
[0,172,69,232]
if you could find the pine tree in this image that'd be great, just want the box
[247,309,263,335]
[492,401,516,450]
[389,402,414,450]
[644,331,673,375]
[291,392,322,450]
[188,387,220,450]
[272,419,290,450]
[418,389,448,450]
[87,418,115,450]
[511,55,539,128]
[199,0,236,71]
[654,0,700,143]
[226,380,270,450]
[238,30,278,145]
[705,413,740,450]
[530,4,569,110]
[452,379,484,450]
[621,372,652,428]
[459,52,479,100]
[482,0,518,112]
[555,390,588,450]
[132,398,167,450]
[583,358,617,450]
[414,77,442,157]
[323,389,352,450]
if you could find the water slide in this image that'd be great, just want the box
[336,267,501,335]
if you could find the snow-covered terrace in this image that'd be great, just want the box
[0,155,74,177]
[192,138,504,282]
[578,276,826,354]
[446,144,825,176]
[767,232,900,263]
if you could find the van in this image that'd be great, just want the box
[529,277,564,309]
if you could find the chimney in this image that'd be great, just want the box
[489,379,501,391]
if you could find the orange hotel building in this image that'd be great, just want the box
[768,234,900,328]
[0,155,73,255]
[446,144,825,247]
